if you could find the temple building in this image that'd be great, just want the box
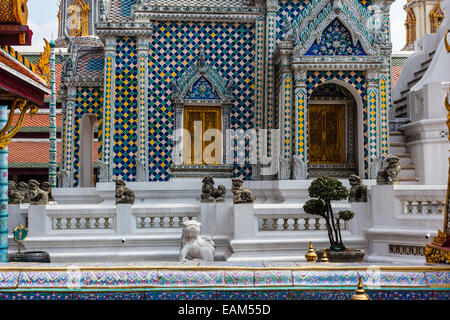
[403,0,445,51]
[55,0,395,187]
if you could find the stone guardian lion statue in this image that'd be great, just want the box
[376,155,402,185]
[231,178,255,204]
[179,220,215,262]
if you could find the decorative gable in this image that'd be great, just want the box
[305,18,366,56]
[185,76,220,100]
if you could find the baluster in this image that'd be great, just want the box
[427,201,433,214]
[150,217,155,228]
[85,218,91,229]
[417,201,423,214]
[272,219,278,231]
[406,201,413,214]
[66,218,72,229]
[104,218,110,229]
[437,201,443,215]
[293,218,299,231]
[169,217,174,228]
[188,216,193,220]
[140,217,146,228]
[283,218,289,230]
[315,218,321,230]
[262,219,268,231]
[159,217,164,228]
[304,218,310,230]
[177,217,182,227]
[76,218,81,229]
[95,217,100,229]
[56,217,62,230]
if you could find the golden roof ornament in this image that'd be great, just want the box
[305,242,318,262]
[351,275,370,300]
[37,39,51,84]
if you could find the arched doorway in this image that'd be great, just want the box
[79,114,98,187]
[308,83,359,178]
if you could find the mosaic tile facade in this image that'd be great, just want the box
[60,0,392,183]
[148,21,256,181]
[73,87,104,187]
[113,37,138,181]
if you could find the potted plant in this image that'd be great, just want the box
[303,176,365,262]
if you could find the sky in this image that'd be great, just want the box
[18,0,407,52]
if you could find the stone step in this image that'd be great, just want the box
[398,166,417,178]
[399,176,419,185]
[392,153,413,166]
[389,131,406,143]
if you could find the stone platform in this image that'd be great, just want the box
[0,262,448,300]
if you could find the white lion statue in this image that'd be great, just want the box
[179,220,215,262]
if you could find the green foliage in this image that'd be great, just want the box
[338,210,355,221]
[304,199,327,217]
[308,176,349,202]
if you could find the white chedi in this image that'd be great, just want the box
[179,220,215,261]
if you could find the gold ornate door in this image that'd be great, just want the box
[183,106,222,165]
[308,104,345,164]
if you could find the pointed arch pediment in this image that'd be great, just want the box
[305,18,366,55]
[171,50,234,104]
[286,0,379,56]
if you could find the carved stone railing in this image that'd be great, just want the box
[132,204,201,230]
[254,204,350,232]
[46,206,116,232]
[136,215,198,229]
[52,216,114,230]
[402,200,445,215]
[395,187,446,215]
[257,214,347,232]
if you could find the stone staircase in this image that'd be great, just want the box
[389,131,418,185]
[394,49,436,118]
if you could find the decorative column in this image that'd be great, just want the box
[293,66,308,180]
[367,70,380,178]
[264,0,279,144]
[0,105,8,262]
[49,40,57,188]
[136,36,150,182]
[251,15,266,180]
[278,40,294,180]
[100,36,117,182]
[64,86,77,187]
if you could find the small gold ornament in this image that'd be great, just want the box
[351,275,370,300]
[305,242,318,262]
[321,250,330,263]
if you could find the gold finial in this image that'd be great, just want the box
[351,275,370,300]
[305,242,318,262]
[321,250,330,263]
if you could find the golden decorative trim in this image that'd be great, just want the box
[0,98,38,150]
[0,0,28,25]
[68,0,90,37]
[445,30,450,53]
[37,39,50,84]
[430,1,445,34]
[405,8,416,46]
[425,244,450,264]
[2,45,38,74]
